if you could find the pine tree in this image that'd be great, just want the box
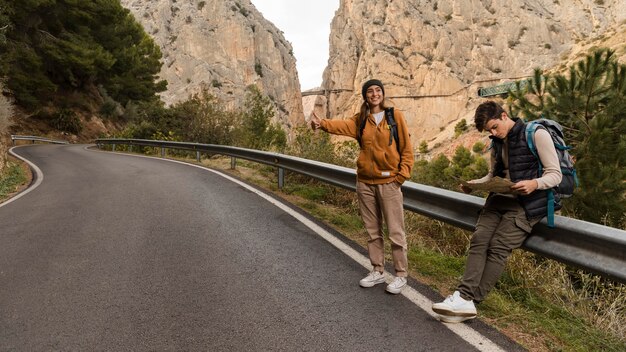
[508,49,626,226]
[0,0,165,110]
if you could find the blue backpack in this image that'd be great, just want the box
[526,118,578,227]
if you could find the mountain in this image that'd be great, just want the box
[120,0,305,130]
[311,0,626,152]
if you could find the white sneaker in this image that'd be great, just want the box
[432,291,477,317]
[359,271,385,287]
[386,276,407,294]
[437,314,477,324]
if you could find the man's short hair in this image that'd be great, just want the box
[474,101,505,132]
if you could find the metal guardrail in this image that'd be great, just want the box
[11,135,69,146]
[95,138,626,284]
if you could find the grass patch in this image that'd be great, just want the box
[283,183,330,201]
[0,162,28,201]
[408,248,465,278]
[480,289,626,351]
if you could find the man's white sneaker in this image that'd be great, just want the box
[437,314,476,324]
[386,276,407,294]
[431,291,477,317]
[359,271,385,287]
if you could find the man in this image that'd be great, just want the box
[432,101,562,323]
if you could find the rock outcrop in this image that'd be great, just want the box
[120,0,304,131]
[315,0,626,151]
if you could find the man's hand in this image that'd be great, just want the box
[511,180,538,195]
[459,180,477,194]
[460,184,472,194]
[310,112,321,130]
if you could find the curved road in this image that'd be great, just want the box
[0,145,524,351]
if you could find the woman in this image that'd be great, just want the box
[310,79,414,294]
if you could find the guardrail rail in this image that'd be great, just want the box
[95,138,626,284]
[11,135,69,146]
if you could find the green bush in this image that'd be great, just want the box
[52,108,82,134]
[411,145,488,190]
[454,119,468,137]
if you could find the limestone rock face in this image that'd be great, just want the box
[318,0,626,149]
[120,0,304,131]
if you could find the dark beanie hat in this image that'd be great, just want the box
[361,79,384,100]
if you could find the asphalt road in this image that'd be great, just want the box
[0,145,525,351]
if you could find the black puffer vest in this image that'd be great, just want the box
[491,118,561,220]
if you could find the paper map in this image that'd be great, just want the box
[461,176,517,194]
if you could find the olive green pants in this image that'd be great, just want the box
[357,181,408,277]
[458,196,540,302]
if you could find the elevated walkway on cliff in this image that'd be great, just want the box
[301,76,534,100]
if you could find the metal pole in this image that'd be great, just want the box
[230,157,236,169]
[278,167,284,189]
[196,151,201,162]
[161,147,165,157]
[112,144,116,152]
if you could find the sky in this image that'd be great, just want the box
[250,0,340,91]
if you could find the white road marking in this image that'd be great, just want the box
[90,148,507,351]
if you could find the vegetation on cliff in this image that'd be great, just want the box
[0,0,165,112]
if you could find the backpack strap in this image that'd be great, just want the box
[546,190,556,228]
[384,107,401,155]
[358,113,368,147]
[525,121,541,169]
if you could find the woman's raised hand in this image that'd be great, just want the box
[310,112,322,130]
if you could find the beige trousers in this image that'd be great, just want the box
[357,181,408,277]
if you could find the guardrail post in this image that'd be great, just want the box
[129,145,133,153]
[278,167,284,189]
[112,144,116,152]
[196,151,201,162]
[11,138,15,146]
[161,147,165,157]
[231,157,236,169]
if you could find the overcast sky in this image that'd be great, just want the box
[250,0,340,91]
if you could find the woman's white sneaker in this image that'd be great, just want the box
[386,276,407,294]
[359,271,385,287]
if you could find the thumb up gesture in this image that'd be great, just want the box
[310,112,322,130]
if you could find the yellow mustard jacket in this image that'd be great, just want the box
[320,109,414,184]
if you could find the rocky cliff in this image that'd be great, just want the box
[120,0,304,131]
[314,0,626,152]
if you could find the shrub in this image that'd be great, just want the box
[52,108,82,134]
[454,119,468,137]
